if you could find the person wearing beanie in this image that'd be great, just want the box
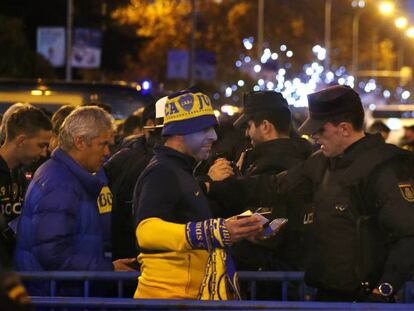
[132,88,263,300]
[208,85,414,302]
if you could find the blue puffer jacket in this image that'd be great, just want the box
[14,148,113,274]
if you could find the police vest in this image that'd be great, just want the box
[303,143,412,291]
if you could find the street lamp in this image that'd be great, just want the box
[257,0,264,58]
[406,27,414,38]
[395,17,408,29]
[394,17,408,69]
[66,0,73,82]
[324,0,332,71]
[352,8,363,78]
[352,1,396,80]
[378,2,395,16]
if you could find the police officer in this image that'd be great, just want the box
[208,85,414,302]
[231,91,313,299]
[208,91,312,210]
[233,91,312,178]
[400,125,414,152]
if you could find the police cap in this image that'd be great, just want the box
[298,85,364,135]
[233,91,290,128]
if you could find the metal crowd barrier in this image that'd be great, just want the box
[20,271,140,298]
[19,271,414,308]
[19,271,309,300]
[29,297,414,311]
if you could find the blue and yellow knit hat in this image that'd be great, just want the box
[162,87,218,136]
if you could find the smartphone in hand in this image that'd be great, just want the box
[263,218,288,238]
[236,209,271,227]
[237,208,271,218]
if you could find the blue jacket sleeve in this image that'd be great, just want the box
[31,186,113,271]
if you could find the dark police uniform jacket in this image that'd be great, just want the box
[210,134,414,292]
[0,156,27,260]
[0,157,26,225]
[230,138,312,273]
[105,135,154,260]
[241,137,312,177]
[0,159,30,311]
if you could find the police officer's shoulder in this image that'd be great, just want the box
[306,149,326,163]
[280,149,326,187]
[375,149,414,179]
[360,145,414,199]
[291,137,314,159]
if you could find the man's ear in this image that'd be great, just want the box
[15,134,27,147]
[261,120,274,134]
[340,122,352,137]
[73,136,85,150]
[260,120,269,131]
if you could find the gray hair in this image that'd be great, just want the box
[58,106,114,151]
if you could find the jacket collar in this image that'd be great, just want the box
[121,135,146,149]
[244,138,312,174]
[0,156,10,174]
[250,138,310,159]
[154,145,196,172]
[328,133,384,170]
[51,148,106,198]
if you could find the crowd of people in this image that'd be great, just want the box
[0,84,414,309]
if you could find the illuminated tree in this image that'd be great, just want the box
[111,0,400,95]
[112,0,192,81]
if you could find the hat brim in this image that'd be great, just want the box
[298,117,328,135]
[143,117,164,130]
[233,113,248,129]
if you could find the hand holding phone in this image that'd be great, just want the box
[263,218,288,238]
[236,210,269,226]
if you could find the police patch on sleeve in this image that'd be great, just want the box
[398,183,414,202]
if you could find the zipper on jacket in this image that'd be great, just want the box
[185,254,192,293]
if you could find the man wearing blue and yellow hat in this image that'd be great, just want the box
[132,88,263,300]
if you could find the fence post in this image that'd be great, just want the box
[84,280,90,297]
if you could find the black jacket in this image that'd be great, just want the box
[229,138,312,274]
[241,137,313,176]
[211,137,312,216]
[0,156,27,262]
[295,134,414,292]
[0,168,30,311]
[211,134,414,293]
[104,136,154,259]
